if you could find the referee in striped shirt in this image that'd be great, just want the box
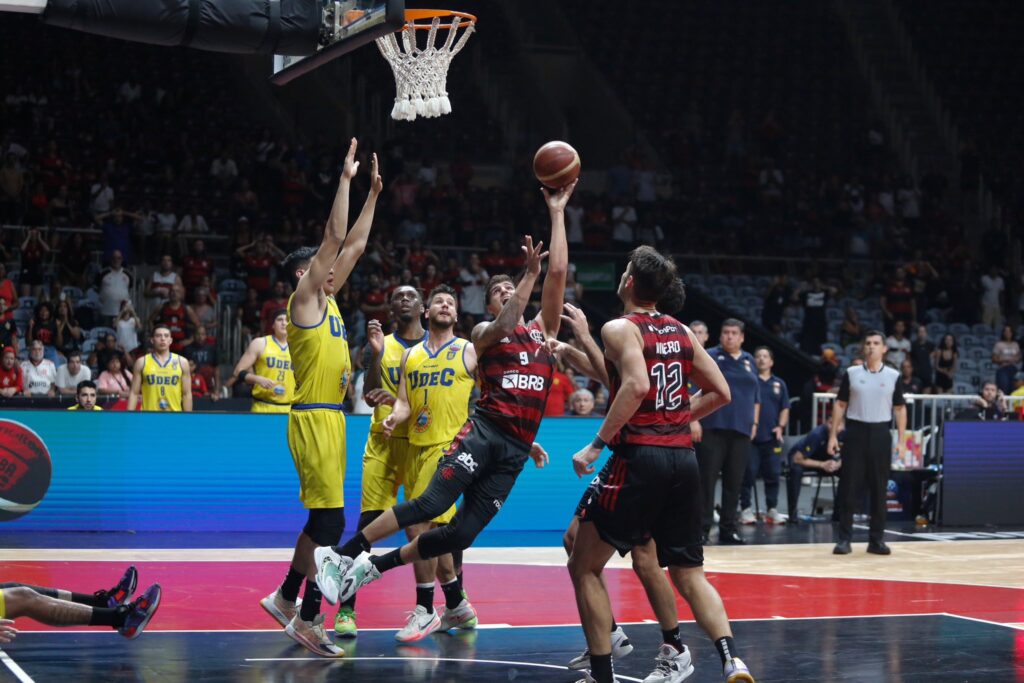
[828,330,907,556]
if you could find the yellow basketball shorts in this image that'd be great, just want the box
[287,408,346,509]
[0,588,5,618]
[361,433,417,512]
[252,399,291,414]
[404,442,457,525]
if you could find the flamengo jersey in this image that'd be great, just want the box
[370,333,426,437]
[252,335,294,406]
[287,293,351,407]
[404,337,474,446]
[606,311,694,448]
[141,352,184,411]
[475,319,554,445]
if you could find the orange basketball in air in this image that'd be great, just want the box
[533,141,581,189]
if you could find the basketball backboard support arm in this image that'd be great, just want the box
[271,0,406,86]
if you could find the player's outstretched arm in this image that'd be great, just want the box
[127,356,145,411]
[332,153,383,290]
[471,236,547,355]
[180,358,193,412]
[686,326,731,421]
[557,301,609,386]
[571,319,648,477]
[292,138,358,321]
[536,181,576,339]
[381,349,412,436]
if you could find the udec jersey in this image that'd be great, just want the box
[606,311,694,448]
[141,352,185,411]
[370,333,426,437]
[252,335,295,407]
[404,337,475,446]
[287,294,350,407]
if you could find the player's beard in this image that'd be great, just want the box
[428,313,455,331]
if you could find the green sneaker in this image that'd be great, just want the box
[334,606,357,637]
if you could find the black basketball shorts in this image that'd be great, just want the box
[578,444,704,568]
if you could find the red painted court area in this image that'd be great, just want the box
[7,561,1024,631]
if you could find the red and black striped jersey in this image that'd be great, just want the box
[475,319,554,445]
[606,311,694,448]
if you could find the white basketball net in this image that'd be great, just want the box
[376,15,475,122]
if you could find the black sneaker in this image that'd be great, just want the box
[97,566,138,608]
[118,584,162,640]
[719,531,746,546]
[833,540,852,555]
[866,542,891,555]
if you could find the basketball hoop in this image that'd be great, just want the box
[375,9,476,122]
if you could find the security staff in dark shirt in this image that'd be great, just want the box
[740,347,790,524]
[829,331,907,556]
[699,319,760,545]
[786,424,844,520]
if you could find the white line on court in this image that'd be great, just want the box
[241,656,645,682]
[942,612,1024,631]
[0,648,35,683]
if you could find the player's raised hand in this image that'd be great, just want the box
[369,153,383,195]
[0,619,17,643]
[561,302,590,340]
[341,138,360,181]
[529,442,549,468]
[522,235,548,277]
[365,388,396,407]
[541,179,578,212]
[367,319,385,355]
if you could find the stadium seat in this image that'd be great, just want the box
[926,322,946,338]
[966,347,988,361]
[218,291,245,305]
[971,323,993,336]
[88,326,117,340]
[959,334,980,347]
[219,278,248,292]
[81,338,98,354]
[19,296,37,310]
[948,323,970,336]
[61,286,84,301]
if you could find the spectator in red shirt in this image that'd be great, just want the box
[260,280,289,334]
[150,285,199,352]
[0,300,18,351]
[544,363,575,416]
[238,287,262,337]
[881,267,917,334]
[0,346,23,397]
[402,238,439,276]
[236,234,285,293]
[182,239,213,291]
[480,239,506,274]
[419,263,443,294]
[360,274,389,326]
[188,358,209,398]
[0,263,17,321]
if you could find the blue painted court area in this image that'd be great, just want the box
[1,616,1019,682]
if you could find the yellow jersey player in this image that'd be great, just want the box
[257,139,382,658]
[229,310,294,413]
[128,325,192,412]
[333,285,426,636]
[381,283,479,641]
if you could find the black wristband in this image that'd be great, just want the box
[591,435,607,450]
[238,370,249,383]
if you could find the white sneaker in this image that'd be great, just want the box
[439,599,479,630]
[395,604,442,642]
[723,656,754,682]
[739,508,757,525]
[643,643,694,682]
[284,613,344,657]
[765,508,788,525]
[314,546,348,605]
[568,625,634,669]
[337,551,381,604]
[259,589,303,628]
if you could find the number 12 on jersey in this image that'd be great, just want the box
[652,362,683,410]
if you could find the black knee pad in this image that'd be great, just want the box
[357,510,383,531]
[303,508,345,546]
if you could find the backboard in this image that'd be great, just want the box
[271,0,405,85]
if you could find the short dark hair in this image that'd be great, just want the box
[657,277,687,315]
[67,350,82,361]
[391,285,423,304]
[690,319,707,329]
[628,246,678,304]
[153,324,172,336]
[486,274,514,302]
[273,308,287,320]
[863,329,885,344]
[721,318,745,331]
[283,246,318,285]
[76,379,97,394]
[754,345,773,359]
[427,284,457,306]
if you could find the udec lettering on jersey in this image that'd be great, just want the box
[266,357,292,371]
[409,367,455,389]
[328,315,346,339]
[145,375,180,386]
